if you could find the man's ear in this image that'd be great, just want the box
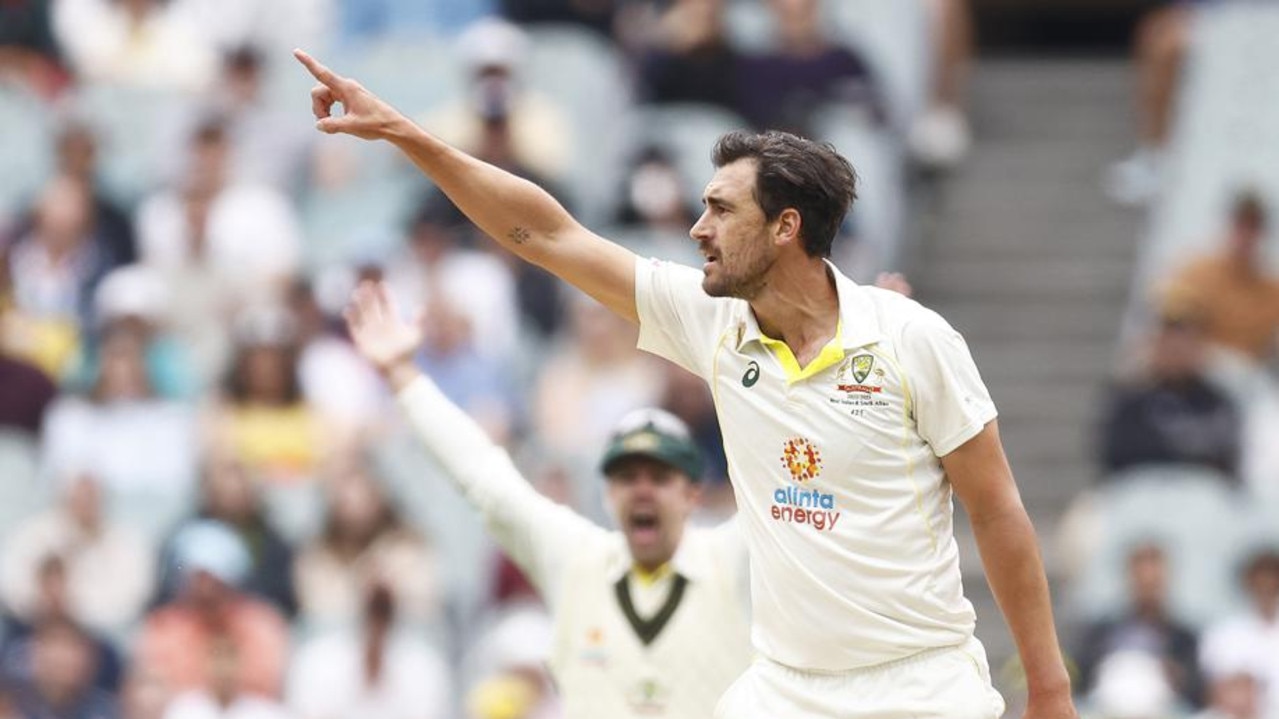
[774,208,802,248]
[685,480,704,507]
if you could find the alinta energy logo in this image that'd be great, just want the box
[771,437,841,532]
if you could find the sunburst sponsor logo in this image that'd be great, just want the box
[780,437,822,483]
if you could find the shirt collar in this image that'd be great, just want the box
[734,259,883,352]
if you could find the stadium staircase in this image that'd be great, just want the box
[909,58,1143,683]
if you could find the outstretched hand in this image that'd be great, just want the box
[294,49,403,140]
[344,281,424,382]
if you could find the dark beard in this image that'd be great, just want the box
[703,255,772,300]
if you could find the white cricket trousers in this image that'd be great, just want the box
[714,636,1006,719]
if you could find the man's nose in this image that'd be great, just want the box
[690,210,712,242]
[629,474,660,497]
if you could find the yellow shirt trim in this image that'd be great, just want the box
[632,562,673,587]
[759,321,845,384]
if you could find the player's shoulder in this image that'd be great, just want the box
[858,285,958,344]
[562,528,631,573]
[681,518,746,567]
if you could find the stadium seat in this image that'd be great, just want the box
[524,24,635,225]
[299,163,424,269]
[811,104,907,273]
[369,430,494,632]
[629,103,752,211]
[823,0,931,131]
[724,0,773,53]
[0,88,54,222]
[1067,466,1254,627]
[260,481,327,546]
[103,485,197,547]
[0,430,50,544]
[601,226,703,268]
[726,0,932,131]
[334,0,494,43]
[341,36,466,120]
[68,84,192,208]
[1135,4,1279,299]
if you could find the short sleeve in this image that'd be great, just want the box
[634,257,729,379]
[900,311,997,457]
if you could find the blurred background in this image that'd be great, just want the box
[2,0,1279,718]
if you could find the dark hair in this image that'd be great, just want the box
[224,342,302,405]
[224,45,263,74]
[1232,190,1267,230]
[711,130,858,258]
[191,116,229,147]
[1242,547,1279,581]
[320,464,411,554]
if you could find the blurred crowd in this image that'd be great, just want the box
[1064,2,1279,719]
[0,0,969,718]
[4,0,1278,718]
[1065,183,1279,719]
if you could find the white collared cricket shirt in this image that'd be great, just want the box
[397,376,753,719]
[548,527,754,719]
[635,257,998,672]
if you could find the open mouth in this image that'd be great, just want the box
[700,246,719,270]
[628,510,661,543]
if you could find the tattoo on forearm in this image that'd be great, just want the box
[508,226,531,245]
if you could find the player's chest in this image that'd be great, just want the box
[711,345,910,439]
[555,578,748,714]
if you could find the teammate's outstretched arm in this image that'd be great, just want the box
[296,49,639,322]
[344,280,607,601]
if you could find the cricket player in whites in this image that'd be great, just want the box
[344,282,752,717]
[298,46,1076,719]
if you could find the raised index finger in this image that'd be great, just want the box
[294,49,342,88]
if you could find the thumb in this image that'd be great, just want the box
[315,116,348,135]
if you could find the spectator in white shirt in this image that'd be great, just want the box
[136,117,303,305]
[1199,548,1279,719]
[287,582,451,719]
[52,0,217,91]
[41,320,199,511]
[0,474,154,635]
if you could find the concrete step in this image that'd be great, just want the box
[910,57,1139,689]
[916,258,1132,300]
[971,340,1115,382]
[996,414,1099,464]
[992,383,1102,424]
[939,301,1124,341]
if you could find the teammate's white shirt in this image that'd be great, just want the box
[397,377,753,719]
[635,257,998,671]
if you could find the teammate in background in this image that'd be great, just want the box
[343,281,751,718]
[296,50,1076,719]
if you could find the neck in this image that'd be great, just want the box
[331,533,370,559]
[1226,249,1258,275]
[781,30,825,56]
[633,559,672,578]
[1133,601,1165,622]
[750,258,839,350]
[213,684,237,708]
[1259,601,1278,623]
